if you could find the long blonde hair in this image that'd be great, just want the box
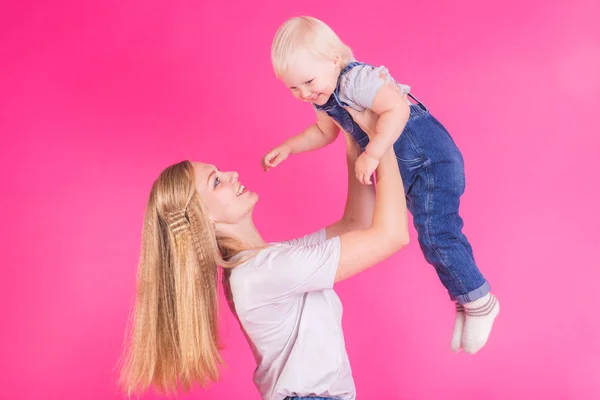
[271,16,354,78]
[119,161,250,395]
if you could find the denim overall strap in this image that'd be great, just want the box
[330,61,364,107]
[311,61,373,148]
[314,61,365,112]
[407,92,428,112]
[323,61,428,113]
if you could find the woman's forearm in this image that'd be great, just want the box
[325,133,375,238]
[341,133,375,229]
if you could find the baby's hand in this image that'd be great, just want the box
[355,151,379,185]
[262,143,291,171]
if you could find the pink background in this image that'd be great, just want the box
[1,0,599,399]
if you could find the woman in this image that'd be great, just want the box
[119,110,409,400]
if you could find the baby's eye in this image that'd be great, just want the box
[306,79,314,85]
[214,177,220,187]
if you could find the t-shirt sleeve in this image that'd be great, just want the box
[281,229,327,247]
[259,236,341,299]
[339,64,411,111]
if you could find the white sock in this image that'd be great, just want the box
[462,293,500,354]
[450,303,465,352]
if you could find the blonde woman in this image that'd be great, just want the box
[119,110,409,399]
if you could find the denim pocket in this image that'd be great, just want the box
[394,130,424,165]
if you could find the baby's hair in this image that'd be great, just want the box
[271,16,354,78]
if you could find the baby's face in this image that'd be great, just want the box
[279,48,341,106]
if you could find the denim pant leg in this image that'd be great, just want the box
[396,109,490,304]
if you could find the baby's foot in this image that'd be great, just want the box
[450,302,465,352]
[462,293,500,354]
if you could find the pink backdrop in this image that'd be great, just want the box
[1,0,599,399]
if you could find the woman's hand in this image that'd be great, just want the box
[344,108,381,185]
[345,107,379,138]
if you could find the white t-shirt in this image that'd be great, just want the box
[338,63,412,111]
[227,229,355,400]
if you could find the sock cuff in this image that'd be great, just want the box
[464,294,497,317]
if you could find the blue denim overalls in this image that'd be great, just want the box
[314,62,490,303]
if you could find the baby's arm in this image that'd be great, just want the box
[343,67,410,184]
[288,111,340,153]
[363,84,410,160]
[262,111,340,170]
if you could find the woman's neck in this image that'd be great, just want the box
[220,217,266,249]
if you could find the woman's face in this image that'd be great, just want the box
[192,162,258,225]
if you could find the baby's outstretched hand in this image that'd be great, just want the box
[262,143,291,172]
[355,151,379,185]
